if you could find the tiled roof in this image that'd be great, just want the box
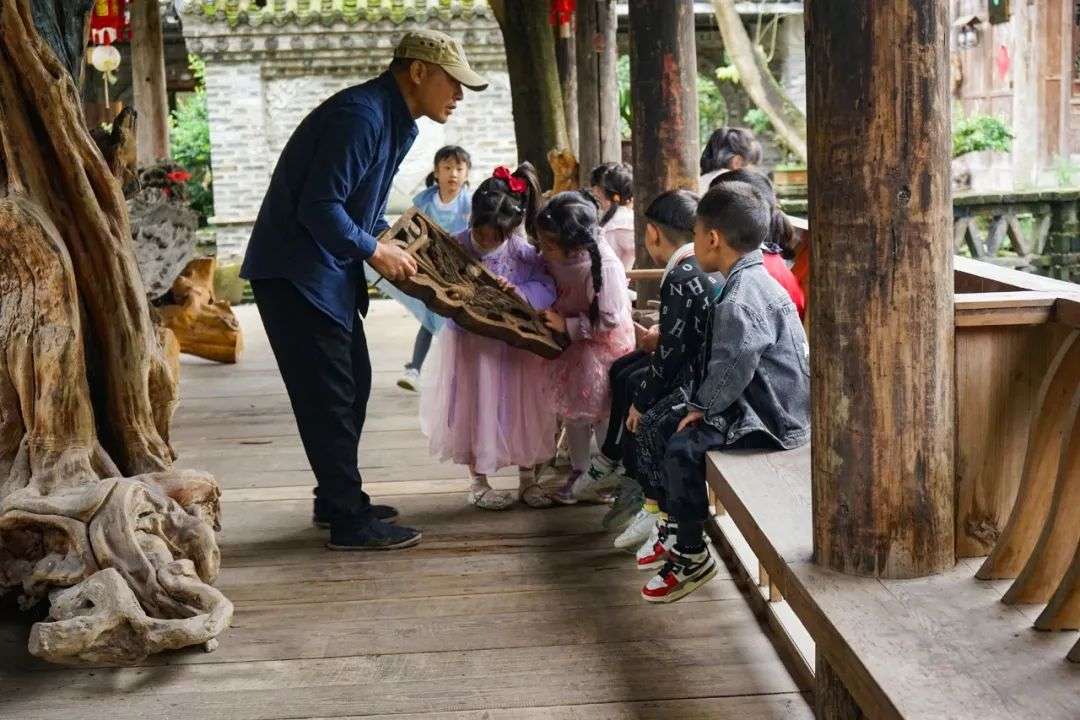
[186,0,490,28]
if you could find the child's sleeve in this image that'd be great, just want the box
[690,301,772,417]
[564,258,631,341]
[633,276,690,412]
[514,249,557,310]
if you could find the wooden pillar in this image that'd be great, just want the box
[576,0,620,182]
[554,13,578,156]
[627,0,699,301]
[130,0,170,163]
[806,2,955,578]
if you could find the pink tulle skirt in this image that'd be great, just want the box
[547,326,636,424]
[420,325,558,476]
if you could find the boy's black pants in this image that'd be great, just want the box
[599,351,651,463]
[251,278,372,520]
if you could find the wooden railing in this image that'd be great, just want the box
[701,257,1080,717]
[783,189,1080,283]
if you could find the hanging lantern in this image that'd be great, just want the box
[89,44,122,73]
[549,0,576,27]
[90,0,129,46]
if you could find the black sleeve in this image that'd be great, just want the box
[633,272,698,411]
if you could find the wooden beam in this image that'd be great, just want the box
[627,0,699,302]
[130,0,170,163]
[806,1,954,578]
[575,0,621,183]
[953,291,1058,327]
[554,14,578,156]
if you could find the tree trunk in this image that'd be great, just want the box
[806,0,955,578]
[710,0,807,162]
[130,0,171,163]
[489,0,569,189]
[555,17,578,156]
[576,0,621,184]
[0,0,230,664]
[627,0,699,302]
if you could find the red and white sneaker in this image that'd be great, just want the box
[635,518,677,570]
[641,548,718,603]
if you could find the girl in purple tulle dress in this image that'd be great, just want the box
[537,191,636,504]
[420,164,559,511]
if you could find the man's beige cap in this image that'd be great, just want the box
[394,29,489,92]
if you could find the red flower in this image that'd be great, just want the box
[166,169,192,183]
[493,165,527,195]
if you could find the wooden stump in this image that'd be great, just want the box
[158,258,244,364]
[0,0,230,664]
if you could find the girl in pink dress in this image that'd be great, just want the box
[537,191,636,504]
[420,164,559,511]
[590,163,636,271]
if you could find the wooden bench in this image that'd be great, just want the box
[706,446,1080,720]
[703,264,1080,718]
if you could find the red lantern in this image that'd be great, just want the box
[549,0,576,27]
[90,0,129,46]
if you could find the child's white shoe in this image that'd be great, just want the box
[614,508,657,549]
[635,518,677,570]
[571,457,620,503]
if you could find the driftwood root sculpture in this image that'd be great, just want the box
[0,0,230,665]
[384,209,567,359]
[158,257,243,364]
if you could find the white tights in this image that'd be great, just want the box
[565,421,604,473]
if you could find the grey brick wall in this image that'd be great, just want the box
[183,8,517,258]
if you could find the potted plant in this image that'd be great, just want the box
[951,114,1013,191]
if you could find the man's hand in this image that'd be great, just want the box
[677,409,705,433]
[626,405,643,434]
[543,310,567,335]
[369,242,418,282]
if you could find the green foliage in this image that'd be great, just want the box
[617,54,632,139]
[714,63,740,84]
[697,75,728,145]
[169,54,213,224]
[742,108,772,137]
[952,114,1013,159]
[1051,154,1080,188]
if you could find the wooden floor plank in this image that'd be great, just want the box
[0,302,809,719]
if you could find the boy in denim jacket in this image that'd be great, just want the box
[638,181,810,603]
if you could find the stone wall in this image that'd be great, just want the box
[181,0,517,257]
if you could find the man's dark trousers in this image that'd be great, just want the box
[252,278,372,519]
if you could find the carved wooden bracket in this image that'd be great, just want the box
[382,209,567,359]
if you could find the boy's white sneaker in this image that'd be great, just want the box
[614,508,657,549]
[635,518,677,571]
[572,458,620,503]
[397,367,420,392]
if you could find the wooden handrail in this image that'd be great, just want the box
[626,268,664,283]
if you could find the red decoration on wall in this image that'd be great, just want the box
[549,0,576,26]
[90,0,130,46]
[995,44,1011,81]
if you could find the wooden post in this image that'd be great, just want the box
[575,0,620,182]
[130,0,170,163]
[627,0,699,302]
[554,14,578,156]
[806,2,955,578]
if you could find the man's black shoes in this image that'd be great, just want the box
[327,517,422,551]
[313,500,399,529]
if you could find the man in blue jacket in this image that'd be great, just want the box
[241,30,488,551]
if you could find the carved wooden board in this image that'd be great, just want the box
[383,209,567,359]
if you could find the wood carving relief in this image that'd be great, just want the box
[383,209,568,360]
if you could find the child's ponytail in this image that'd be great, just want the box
[511,162,542,237]
[585,239,602,324]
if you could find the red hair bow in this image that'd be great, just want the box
[493,165,527,196]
